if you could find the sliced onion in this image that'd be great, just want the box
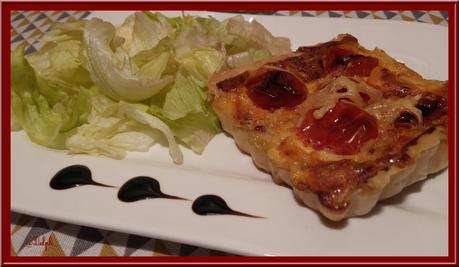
[309,76,383,120]
[368,96,423,125]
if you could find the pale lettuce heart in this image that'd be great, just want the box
[161,73,206,120]
[226,15,291,56]
[116,11,173,57]
[11,12,292,164]
[67,93,183,164]
[175,48,225,87]
[84,18,172,102]
[41,20,86,43]
[11,44,91,149]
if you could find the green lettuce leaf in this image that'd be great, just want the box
[161,73,206,120]
[116,11,173,57]
[11,45,91,148]
[164,112,220,154]
[226,15,291,55]
[41,20,86,43]
[11,12,291,163]
[84,18,173,102]
[175,48,225,87]
[148,74,221,154]
[67,93,183,164]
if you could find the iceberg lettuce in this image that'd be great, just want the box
[66,92,183,164]
[84,18,173,102]
[11,43,91,149]
[11,11,291,163]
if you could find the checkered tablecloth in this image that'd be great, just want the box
[10,10,448,257]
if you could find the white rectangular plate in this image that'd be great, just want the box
[11,11,449,256]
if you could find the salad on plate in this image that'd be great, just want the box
[11,11,291,164]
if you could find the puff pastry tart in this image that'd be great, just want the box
[208,34,448,221]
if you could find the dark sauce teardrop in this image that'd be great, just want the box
[50,165,115,190]
[118,176,187,202]
[51,167,263,219]
[192,195,263,218]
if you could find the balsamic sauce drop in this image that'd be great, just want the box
[50,166,264,219]
[50,165,115,190]
[192,195,263,218]
[117,176,187,202]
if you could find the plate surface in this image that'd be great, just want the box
[11,11,449,256]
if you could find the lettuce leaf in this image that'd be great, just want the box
[11,11,291,163]
[164,112,220,154]
[84,18,173,102]
[175,48,225,87]
[226,15,291,56]
[161,73,206,120]
[67,93,183,163]
[149,74,220,153]
[11,44,91,149]
[116,12,173,57]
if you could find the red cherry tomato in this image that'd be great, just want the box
[298,102,378,155]
[246,70,307,110]
[323,48,378,77]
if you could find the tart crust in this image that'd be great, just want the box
[208,34,448,221]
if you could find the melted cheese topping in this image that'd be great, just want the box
[308,76,383,119]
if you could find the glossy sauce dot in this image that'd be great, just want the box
[50,165,115,190]
[118,176,187,202]
[192,195,263,218]
[246,70,307,110]
[298,102,378,155]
